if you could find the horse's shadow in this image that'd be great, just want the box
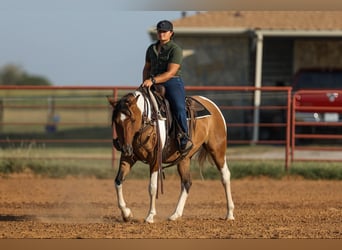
[102,215,142,224]
[0,214,36,222]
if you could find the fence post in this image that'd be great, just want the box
[46,96,57,133]
[285,87,292,170]
[0,98,3,132]
[111,88,119,170]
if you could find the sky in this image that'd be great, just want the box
[0,1,190,86]
[1,0,333,87]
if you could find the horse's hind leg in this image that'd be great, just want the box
[219,155,235,220]
[169,158,192,221]
[207,142,235,220]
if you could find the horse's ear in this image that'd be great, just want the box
[107,96,117,107]
[127,94,139,106]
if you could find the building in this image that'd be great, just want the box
[150,11,342,88]
[148,11,342,141]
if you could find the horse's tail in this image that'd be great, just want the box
[197,145,214,180]
[197,146,208,167]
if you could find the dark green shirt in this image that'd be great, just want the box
[145,40,182,77]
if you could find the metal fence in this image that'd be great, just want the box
[1,85,341,170]
[291,89,342,163]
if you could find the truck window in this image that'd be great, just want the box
[294,71,342,90]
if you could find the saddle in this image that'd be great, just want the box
[149,84,211,148]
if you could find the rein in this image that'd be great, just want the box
[113,87,185,198]
[137,87,165,198]
[137,87,190,179]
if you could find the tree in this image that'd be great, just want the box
[18,74,51,86]
[0,64,24,85]
[0,64,52,86]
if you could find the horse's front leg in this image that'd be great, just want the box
[115,158,135,222]
[169,158,191,221]
[145,170,158,223]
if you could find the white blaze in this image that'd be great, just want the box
[120,113,127,122]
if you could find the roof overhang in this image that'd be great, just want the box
[148,27,252,38]
[256,29,342,37]
[148,27,342,38]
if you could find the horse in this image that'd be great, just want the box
[107,87,234,223]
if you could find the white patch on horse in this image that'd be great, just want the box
[134,90,166,148]
[221,156,235,220]
[145,171,158,223]
[134,90,150,119]
[119,113,127,122]
[189,115,211,120]
[158,120,167,148]
[169,183,189,221]
[115,183,132,220]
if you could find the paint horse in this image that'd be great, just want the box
[108,87,234,223]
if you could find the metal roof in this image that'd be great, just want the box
[170,11,342,31]
[148,11,342,37]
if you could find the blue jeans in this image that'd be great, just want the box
[163,77,188,144]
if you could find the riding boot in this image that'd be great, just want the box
[178,133,193,154]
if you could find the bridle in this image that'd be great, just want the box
[112,87,165,196]
[112,88,162,155]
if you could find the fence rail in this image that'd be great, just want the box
[1,85,342,170]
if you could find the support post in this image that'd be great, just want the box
[252,32,263,144]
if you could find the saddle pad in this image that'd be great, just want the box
[186,96,211,119]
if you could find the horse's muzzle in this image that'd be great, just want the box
[122,144,133,156]
[113,138,122,151]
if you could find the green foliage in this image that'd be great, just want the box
[18,74,51,86]
[0,159,26,174]
[0,143,115,179]
[1,157,342,180]
[289,163,342,180]
[26,161,115,179]
[0,158,115,179]
[0,63,51,86]
[1,144,341,180]
[229,161,286,179]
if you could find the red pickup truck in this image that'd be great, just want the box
[293,68,342,123]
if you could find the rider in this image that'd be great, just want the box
[141,20,193,154]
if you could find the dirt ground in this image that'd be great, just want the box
[0,174,341,239]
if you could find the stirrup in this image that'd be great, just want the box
[180,140,193,154]
[157,111,167,120]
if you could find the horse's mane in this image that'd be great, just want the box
[112,93,135,122]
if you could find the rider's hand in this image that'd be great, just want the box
[142,78,153,88]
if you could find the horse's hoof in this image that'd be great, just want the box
[144,216,154,224]
[123,214,133,222]
[121,208,133,222]
[123,215,133,222]
[225,215,235,221]
[168,213,181,221]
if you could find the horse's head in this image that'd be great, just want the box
[108,93,143,157]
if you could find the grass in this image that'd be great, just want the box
[1,144,342,180]
[289,163,342,180]
[0,157,115,179]
[0,143,114,178]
